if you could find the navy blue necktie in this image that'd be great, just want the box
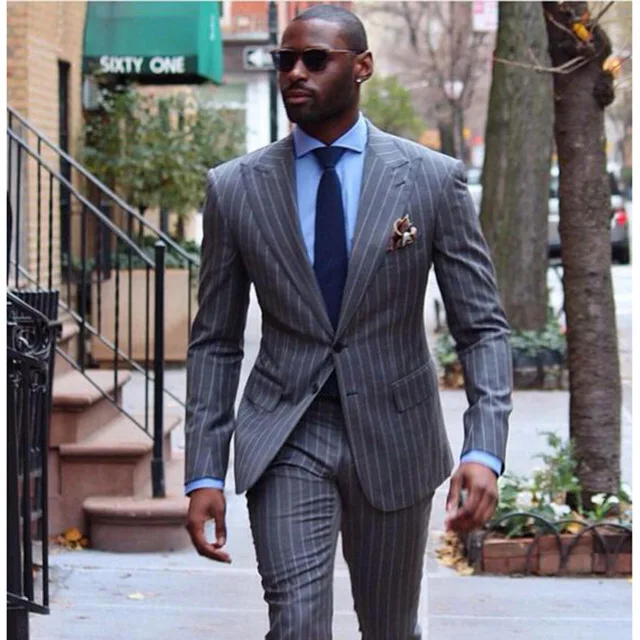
[313,146,347,331]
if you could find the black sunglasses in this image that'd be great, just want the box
[270,48,364,73]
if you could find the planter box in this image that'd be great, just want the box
[537,532,594,575]
[592,531,633,574]
[465,529,632,577]
[91,269,197,363]
[479,535,535,575]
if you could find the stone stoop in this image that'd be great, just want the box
[83,452,190,553]
[48,368,182,540]
[49,368,132,534]
[50,369,131,447]
[56,412,181,531]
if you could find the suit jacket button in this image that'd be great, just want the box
[333,342,345,353]
[311,382,320,394]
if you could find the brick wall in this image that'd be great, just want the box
[7,1,87,291]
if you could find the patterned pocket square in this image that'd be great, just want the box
[387,215,418,252]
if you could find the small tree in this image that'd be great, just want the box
[544,1,621,508]
[80,86,245,241]
[361,75,425,140]
[359,2,493,159]
[82,88,162,218]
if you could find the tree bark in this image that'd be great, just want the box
[480,2,553,331]
[438,115,456,158]
[544,1,620,505]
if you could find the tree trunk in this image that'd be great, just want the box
[174,215,186,242]
[452,104,466,162]
[438,116,456,158]
[480,2,553,331]
[544,1,620,506]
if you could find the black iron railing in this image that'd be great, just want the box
[464,511,633,576]
[7,292,60,639]
[6,106,201,498]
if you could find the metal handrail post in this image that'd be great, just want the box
[152,242,166,498]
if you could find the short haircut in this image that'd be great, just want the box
[293,4,368,52]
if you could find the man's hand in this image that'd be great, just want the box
[445,463,498,533]
[186,488,231,563]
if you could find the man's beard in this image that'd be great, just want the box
[284,78,355,127]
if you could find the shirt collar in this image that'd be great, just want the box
[292,113,367,159]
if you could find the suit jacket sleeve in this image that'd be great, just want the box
[185,168,251,485]
[432,160,513,471]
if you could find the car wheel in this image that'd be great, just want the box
[614,245,630,265]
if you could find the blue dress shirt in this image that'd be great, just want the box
[185,115,502,495]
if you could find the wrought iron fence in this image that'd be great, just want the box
[7,291,61,639]
[6,107,194,498]
[464,511,632,576]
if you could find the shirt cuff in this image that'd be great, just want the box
[185,477,225,495]
[460,450,503,477]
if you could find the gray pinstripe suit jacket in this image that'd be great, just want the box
[185,123,512,512]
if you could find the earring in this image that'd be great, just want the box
[356,78,364,84]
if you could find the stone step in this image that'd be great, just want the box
[50,369,131,446]
[49,412,182,534]
[54,320,79,375]
[83,453,190,552]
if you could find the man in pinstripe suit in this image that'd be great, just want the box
[185,5,512,638]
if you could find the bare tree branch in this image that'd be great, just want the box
[416,5,450,101]
[459,31,488,107]
[361,1,494,156]
[401,1,421,55]
[544,10,582,41]
[590,1,615,29]
[493,54,590,75]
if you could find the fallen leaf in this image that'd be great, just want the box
[435,532,475,576]
[457,564,475,577]
[63,527,83,543]
[53,528,90,550]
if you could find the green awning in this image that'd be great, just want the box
[83,2,223,84]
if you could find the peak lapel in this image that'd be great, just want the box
[336,127,416,336]
[240,138,333,336]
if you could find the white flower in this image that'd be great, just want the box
[607,496,620,505]
[550,503,571,518]
[591,493,607,506]
[515,491,534,510]
[621,483,632,501]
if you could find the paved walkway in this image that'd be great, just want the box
[32,388,632,640]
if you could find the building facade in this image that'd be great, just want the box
[7,1,87,287]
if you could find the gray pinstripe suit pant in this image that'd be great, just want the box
[246,396,434,640]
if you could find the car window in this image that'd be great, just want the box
[609,172,621,196]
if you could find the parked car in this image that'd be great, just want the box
[548,167,630,264]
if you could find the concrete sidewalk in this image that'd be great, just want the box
[31,389,633,640]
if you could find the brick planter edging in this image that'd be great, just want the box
[463,523,632,576]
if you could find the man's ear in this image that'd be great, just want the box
[355,50,374,84]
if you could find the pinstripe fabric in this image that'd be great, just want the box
[185,122,512,512]
[247,397,432,639]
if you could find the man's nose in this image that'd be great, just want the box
[287,56,309,83]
